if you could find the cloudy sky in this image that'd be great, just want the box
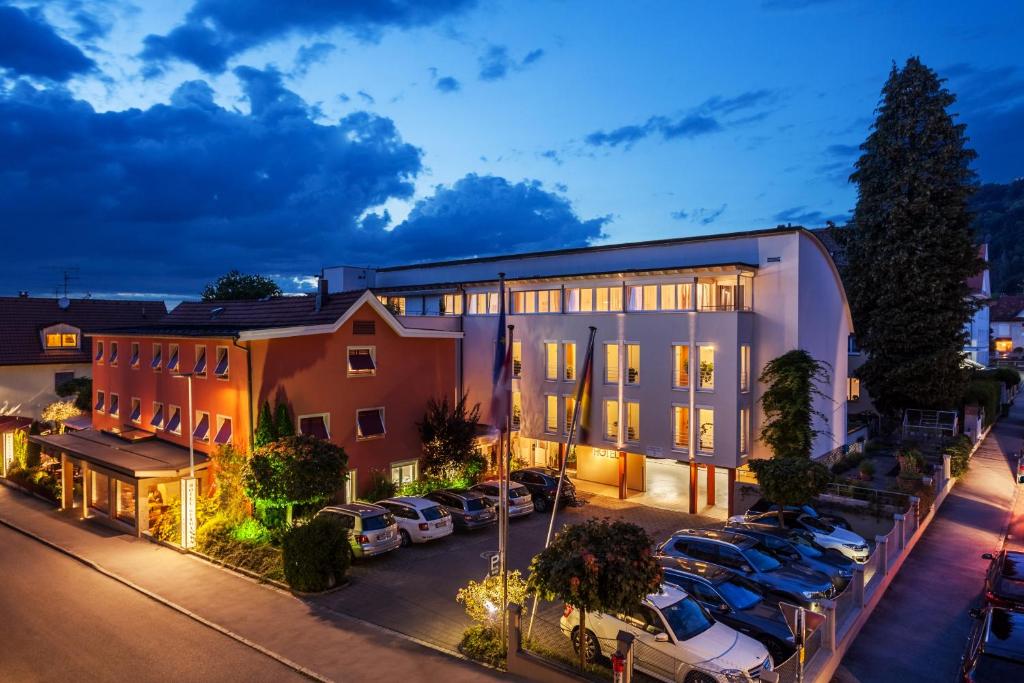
[1,0,1022,301]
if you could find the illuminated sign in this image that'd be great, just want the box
[181,477,197,549]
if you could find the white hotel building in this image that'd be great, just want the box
[324,227,852,517]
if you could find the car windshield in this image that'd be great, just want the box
[362,513,395,530]
[464,497,487,512]
[422,505,446,521]
[745,546,782,572]
[717,577,763,611]
[660,596,714,641]
[800,516,835,533]
[510,487,530,499]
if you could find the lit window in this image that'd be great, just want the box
[109,342,118,365]
[605,343,619,383]
[511,392,522,430]
[109,393,119,417]
[167,344,179,371]
[167,406,182,435]
[512,341,522,377]
[847,377,861,402]
[740,408,750,455]
[194,346,207,376]
[698,346,715,390]
[546,395,558,433]
[467,292,497,315]
[563,342,576,381]
[214,347,229,378]
[380,296,406,315]
[697,282,714,311]
[673,345,690,388]
[151,344,162,371]
[442,294,463,315]
[43,325,79,349]
[565,395,576,433]
[565,288,580,312]
[390,460,418,486]
[214,416,233,445]
[95,340,104,362]
[356,408,386,439]
[604,400,619,441]
[595,286,622,312]
[130,397,141,423]
[626,344,640,384]
[96,390,105,413]
[151,403,164,430]
[347,347,376,376]
[659,284,676,311]
[193,412,210,442]
[45,333,62,348]
[626,401,640,441]
[698,408,714,452]
[740,345,751,392]
[299,414,330,439]
[545,342,558,380]
[673,406,689,450]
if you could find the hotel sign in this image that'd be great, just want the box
[181,476,197,549]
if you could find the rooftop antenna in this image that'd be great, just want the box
[55,267,80,310]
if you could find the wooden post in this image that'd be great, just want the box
[618,450,627,499]
[706,464,715,506]
[689,461,698,514]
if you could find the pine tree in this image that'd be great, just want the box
[274,402,295,438]
[254,401,276,447]
[843,57,981,416]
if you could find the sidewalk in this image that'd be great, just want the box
[835,401,1024,683]
[0,485,507,683]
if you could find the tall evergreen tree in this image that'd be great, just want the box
[274,402,295,438]
[254,401,276,447]
[842,57,982,416]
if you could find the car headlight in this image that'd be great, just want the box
[720,669,745,682]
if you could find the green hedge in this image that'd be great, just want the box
[6,466,60,502]
[976,367,1021,390]
[282,514,351,592]
[946,435,973,478]
[964,379,1001,426]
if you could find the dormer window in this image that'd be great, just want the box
[42,323,81,350]
[214,347,229,379]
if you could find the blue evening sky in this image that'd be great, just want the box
[1,0,1022,300]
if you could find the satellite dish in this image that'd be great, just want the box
[58,296,70,309]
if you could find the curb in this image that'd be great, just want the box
[0,516,330,683]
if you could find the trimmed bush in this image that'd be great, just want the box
[7,466,60,502]
[363,469,397,502]
[964,379,1001,426]
[977,367,1021,390]
[282,514,351,592]
[946,435,973,478]
[858,459,876,478]
[459,625,504,667]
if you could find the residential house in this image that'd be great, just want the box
[991,294,1024,359]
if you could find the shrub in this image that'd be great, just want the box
[964,379,1001,426]
[897,449,925,477]
[244,434,348,526]
[196,513,284,581]
[831,451,865,475]
[233,517,271,544]
[209,445,250,525]
[7,466,60,502]
[150,497,181,543]
[976,367,1021,391]
[196,514,235,552]
[363,469,397,502]
[457,570,530,627]
[282,514,351,592]
[459,625,504,667]
[946,435,973,478]
[858,460,876,478]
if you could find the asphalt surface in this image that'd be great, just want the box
[0,524,308,683]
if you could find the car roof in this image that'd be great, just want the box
[440,488,485,499]
[321,502,386,517]
[1002,551,1024,579]
[517,467,559,477]
[647,584,690,609]
[474,480,527,489]
[985,608,1024,660]
[380,496,439,510]
[659,556,733,582]
[670,528,757,548]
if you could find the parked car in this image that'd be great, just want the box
[744,498,852,530]
[560,584,773,682]
[960,605,1024,682]
[376,496,455,546]
[509,467,577,512]
[726,523,855,591]
[470,480,535,517]
[733,511,870,563]
[982,549,1024,609]
[317,503,401,558]
[422,489,497,531]
[659,556,796,662]
[657,528,835,611]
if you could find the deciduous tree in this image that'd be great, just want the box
[244,435,347,526]
[748,458,832,528]
[201,270,282,301]
[418,395,485,483]
[759,350,831,459]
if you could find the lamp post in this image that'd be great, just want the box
[172,371,197,548]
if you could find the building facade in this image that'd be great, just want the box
[991,294,1024,359]
[327,226,852,516]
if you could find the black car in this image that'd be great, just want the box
[982,549,1024,609]
[509,467,577,512]
[423,489,496,531]
[657,528,835,610]
[659,556,796,662]
[745,498,852,530]
[961,606,1024,682]
[727,523,855,591]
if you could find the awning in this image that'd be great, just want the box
[300,416,330,440]
[357,409,385,438]
[63,414,93,431]
[30,430,208,479]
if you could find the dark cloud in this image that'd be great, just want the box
[357,90,375,105]
[58,0,126,42]
[291,42,336,77]
[773,206,850,226]
[671,205,727,225]
[585,90,776,149]
[478,44,545,81]
[141,0,477,74]
[0,5,96,81]
[435,75,460,93]
[540,149,562,165]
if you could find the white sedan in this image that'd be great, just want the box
[377,497,455,546]
[560,584,772,682]
[732,510,871,563]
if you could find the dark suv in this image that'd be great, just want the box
[727,523,855,591]
[659,556,796,662]
[510,467,577,512]
[982,549,1024,609]
[423,489,497,531]
[961,606,1024,681]
[745,498,851,530]
[657,528,835,610]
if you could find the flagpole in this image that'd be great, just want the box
[526,325,597,642]
[500,323,514,639]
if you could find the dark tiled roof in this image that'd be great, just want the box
[0,297,167,366]
[992,295,1024,322]
[97,290,367,337]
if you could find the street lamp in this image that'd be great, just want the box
[172,371,197,548]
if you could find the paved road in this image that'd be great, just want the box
[0,524,307,683]
[836,405,1024,683]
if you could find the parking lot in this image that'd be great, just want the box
[305,490,722,653]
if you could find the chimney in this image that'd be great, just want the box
[314,277,329,311]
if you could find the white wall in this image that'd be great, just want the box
[0,363,87,418]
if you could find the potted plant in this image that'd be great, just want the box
[896,449,924,492]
